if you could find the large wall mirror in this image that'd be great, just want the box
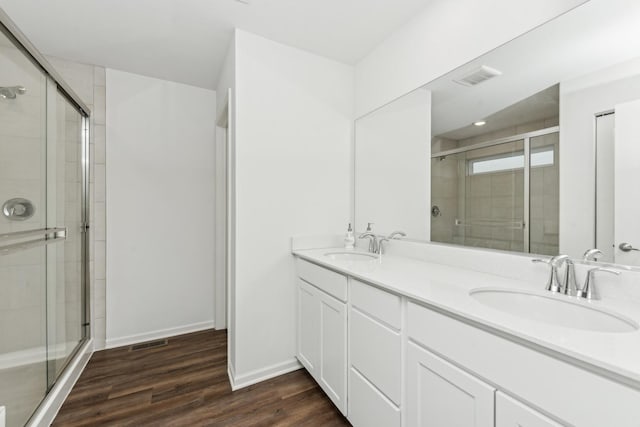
[354,0,640,267]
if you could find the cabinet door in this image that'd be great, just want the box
[496,392,564,427]
[297,279,320,375]
[318,290,347,415]
[406,342,495,427]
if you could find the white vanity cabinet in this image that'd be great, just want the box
[295,259,348,415]
[348,279,402,427]
[496,392,563,427]
[406,342,495,427]
[294,254,640,427]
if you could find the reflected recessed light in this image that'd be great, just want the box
[473,121,486,127]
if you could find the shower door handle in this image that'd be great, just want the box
[0,227,66,241]
[0,227,67,256]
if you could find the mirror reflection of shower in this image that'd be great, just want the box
[0,85,27,99]
[430,85,560,256]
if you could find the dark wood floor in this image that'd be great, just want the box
[53,329,350,426]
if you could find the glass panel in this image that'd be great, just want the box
[47,92,84,384]
[0,28,49,427]
[529,132,560,256]
[431,140,525,252]
[469,146,554,175]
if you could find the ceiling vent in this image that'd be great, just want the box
[453,66,502,87]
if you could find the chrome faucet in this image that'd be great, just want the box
[532,254,569,293]
[378,230,407,255]
[576,267,620,300]
[583,248,603,262]
[359,232,378,254]
[359,223,378,253]
[562,259,578,296]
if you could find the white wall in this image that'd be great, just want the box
[355,88,431,239]
[105,69,216,347]
[230,30,353,385]
[354,0,589,117]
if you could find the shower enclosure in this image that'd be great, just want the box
[0,13,90,427]
[431,127,559,256]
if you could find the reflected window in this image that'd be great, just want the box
[468,146,554,175]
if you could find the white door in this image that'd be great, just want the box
[297,280,320,374]
[318,291,347,415]
[406,342,495,427]
[496,392,563,427]
[614,99,640,265]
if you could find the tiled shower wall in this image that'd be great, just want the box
[46,56,107,350]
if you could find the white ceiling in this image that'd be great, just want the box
[0,0,431,90]
[426,0,640,137]
[438,85,559,141]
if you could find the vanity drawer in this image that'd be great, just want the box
[350,308,402,405]
[349,368,400,427]
[351,279,402,330]
[296,258,347,302]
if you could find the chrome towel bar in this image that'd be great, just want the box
[0,227,67,256]
[0,227,67,241]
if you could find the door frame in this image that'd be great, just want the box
[215,96,230,330]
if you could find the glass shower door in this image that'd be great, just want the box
[0,28,49,427]
[0,26,88,427]
[47,90,85,384]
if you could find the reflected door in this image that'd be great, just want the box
[614,99,640,266]
[595,113,615,262]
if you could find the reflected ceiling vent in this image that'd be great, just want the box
[453,66,502,87]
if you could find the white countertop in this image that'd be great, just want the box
[293,247,640,386]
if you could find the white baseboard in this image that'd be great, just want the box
[27,339,94,427]
[105,320,215,349]
[228,358,302,391]
[228,361,237,390]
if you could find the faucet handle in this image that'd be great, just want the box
[577,267,620,300]
[387,230,406,239]
[583,248,603,261]
[549,254,569,267]
[531,258,551,265]
[532,258,562,292]
[358,232,378,254]
[366,222,374,232]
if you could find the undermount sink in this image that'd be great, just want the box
[324,251,377,262]
[470,288,639,333]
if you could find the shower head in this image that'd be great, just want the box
[0,86,27,99]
